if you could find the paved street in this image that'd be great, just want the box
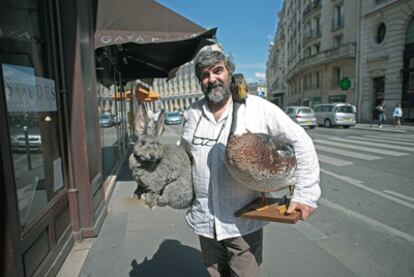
[59,123,414,277]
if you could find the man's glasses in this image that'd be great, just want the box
[192,115,227,147]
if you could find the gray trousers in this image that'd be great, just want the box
[199,229,263,277]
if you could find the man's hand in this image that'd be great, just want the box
[286,201,315,221]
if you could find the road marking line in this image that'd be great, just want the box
[321,168,414,210]
[318,154,353,166]
[293,221,328,241]
[314,139,408,157]
[364,134,414,142]
[330,137,414,152]
[384,190,414,202]
[315,145,382,160]
[319,198,414,243]
[346,136,414,147]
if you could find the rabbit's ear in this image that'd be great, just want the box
[135,103,148,135]
[152,109,165,138]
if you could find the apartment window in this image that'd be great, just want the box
[314,17,321,36]
[333,34,343,48]
[409,72,414,90]
[406,17,414,44]
[332,67,342,86]
[313,72,321,88]
[311,43,320,55]
[332,4,344,30]
[305,47,311,57]
[376,23,386,44]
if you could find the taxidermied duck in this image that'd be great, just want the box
[225,73,297,208]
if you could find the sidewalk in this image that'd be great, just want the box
[57,123,413,277]
[58,155,356,277]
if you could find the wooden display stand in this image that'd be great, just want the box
[235,197,301,224]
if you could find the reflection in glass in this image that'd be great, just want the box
[1,0,65,227]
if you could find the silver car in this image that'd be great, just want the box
[314,103,356,128]
[284,106,317,129]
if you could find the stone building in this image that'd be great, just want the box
[267,2,288,106]
[152,61,204,112]
[268,0,359,108]
[357,0,414,123]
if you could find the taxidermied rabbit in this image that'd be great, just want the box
[129,104,193,209]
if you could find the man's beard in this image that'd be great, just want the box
[202,82,231,104]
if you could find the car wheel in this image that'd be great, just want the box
[324,119,332,128]
[309,126,315,129]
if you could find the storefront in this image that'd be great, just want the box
[1,0,76,275]
[1,0,215,276]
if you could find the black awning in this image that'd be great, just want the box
[94,0,216,84]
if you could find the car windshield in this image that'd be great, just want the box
[166,112,181,117]
[298,108,313,114]
[335,106,354,113]
[101,114,111,119]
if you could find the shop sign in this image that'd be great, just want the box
[2,64,57,112]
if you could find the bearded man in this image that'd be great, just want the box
[180,49,320,277]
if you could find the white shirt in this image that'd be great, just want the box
[180,95,320,241]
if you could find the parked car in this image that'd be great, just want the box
[164,111,182,125]
[10,126,42,152]
[314,103,356,128]
[284,106,317,129]
[99,113,114,127]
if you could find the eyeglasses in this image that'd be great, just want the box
[192,115,227,147]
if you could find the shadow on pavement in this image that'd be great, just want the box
[129,239,208,277]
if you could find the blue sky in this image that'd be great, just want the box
[156,0,282,83]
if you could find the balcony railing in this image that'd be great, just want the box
[303,29,322,44]
[332,17,345,31]
[303,0,321,19]
[287,42,356,80]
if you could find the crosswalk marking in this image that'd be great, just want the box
[320,198,414,243]
[346,136,414,147]
[329,137,414,152]
[384,190,414,202]
[321,168,414,210]
[313,139,408,157]
[317,154,353,166]
[363,134,414,142]
[315,145,382,160]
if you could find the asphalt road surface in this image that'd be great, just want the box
[162,124,414,277]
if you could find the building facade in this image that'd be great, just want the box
[152,61,204,112]
[267,2,288,107]
[268,0,359,109]
[0,1,210,276]
[358,0,414,122]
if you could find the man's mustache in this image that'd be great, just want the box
[206,82,224,92]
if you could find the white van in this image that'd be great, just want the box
[314,103,356,128]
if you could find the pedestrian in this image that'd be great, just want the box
[180,48,321,277]
[376,100,386,128]
[393,104,403,127]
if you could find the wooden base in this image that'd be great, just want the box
[234,197,301,224]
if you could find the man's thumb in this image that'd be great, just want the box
[286,201,297,214]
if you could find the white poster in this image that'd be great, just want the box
[2,63,57,112]
[53,158,64,192]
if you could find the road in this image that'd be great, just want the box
[163,124,414,277]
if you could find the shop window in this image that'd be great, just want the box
[0,0,65,227]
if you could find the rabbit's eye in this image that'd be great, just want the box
[141,141,146,146]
